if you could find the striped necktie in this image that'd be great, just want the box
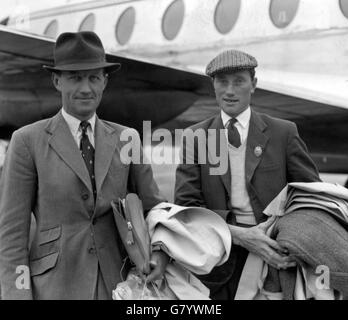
[80,121,96,199]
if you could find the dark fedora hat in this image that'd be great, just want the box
[43,31,121,73]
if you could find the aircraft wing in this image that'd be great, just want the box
[1,26,348,173]
[0,26,211,136]
[257,69,348,110]
[256,70,348,173]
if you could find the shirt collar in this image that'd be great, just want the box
[61,108,96,136]
[221,106,251,128]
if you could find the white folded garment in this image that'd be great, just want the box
[146,202,232,299]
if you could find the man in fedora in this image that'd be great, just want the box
[174,50,321,299]
[0,31,168,299]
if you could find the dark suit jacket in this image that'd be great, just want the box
[174,111,320,291]
[0,111,164,299]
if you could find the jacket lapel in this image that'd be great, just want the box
[208,115,231,197]
[94,117,118,194]
[245,111,269,183]
[47,112,92,192]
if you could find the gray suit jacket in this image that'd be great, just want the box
[0,111,164,299]
[174,111,320,293]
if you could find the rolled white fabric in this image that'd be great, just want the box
[146,202,231,275]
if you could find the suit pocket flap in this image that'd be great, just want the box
[257,163,280,172]
[38,225,61,245]
[30,252,59,276]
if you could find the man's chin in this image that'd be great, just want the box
[75,101,97,110]
[222,104,241,115]
[71,105,98,119]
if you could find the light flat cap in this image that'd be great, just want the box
[206,49,258,77]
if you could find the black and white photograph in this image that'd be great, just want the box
[0,0,347,307]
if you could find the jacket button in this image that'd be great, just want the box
[88,247,96,254]
[82,194,89,200]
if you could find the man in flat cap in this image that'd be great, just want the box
[0,31,168,299]
[174,49,321,299]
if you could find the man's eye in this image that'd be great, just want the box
[218,79,228,85]
[90,75,101,81]
[234,79,244,85]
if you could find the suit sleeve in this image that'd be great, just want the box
[175,129,205,205]
[127,130,166,213]
[286,123,321,183]
[174,132,231,221]
[0,130,36,299]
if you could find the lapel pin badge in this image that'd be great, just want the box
[254,146,262,157]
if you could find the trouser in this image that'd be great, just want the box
[94,264,110,300]
[197,222,252,300]
[209,244,249,300]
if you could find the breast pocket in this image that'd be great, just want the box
[30,225,61,276]
[257,162,280,172]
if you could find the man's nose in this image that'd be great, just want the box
[225,83,236,95]
[79,78,92,93]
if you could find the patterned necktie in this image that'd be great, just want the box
[227,118,241,148]
[80,121,96,200]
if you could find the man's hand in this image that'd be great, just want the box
[229,216,296,270]
[146,251,170,282]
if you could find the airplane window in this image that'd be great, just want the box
[339,0,348,18]
[44,20,58,38]
[269,0,300,28]
[79,13,95,32]
[162,0,185,40]
[214,0,241,34]
[115,7,136,45]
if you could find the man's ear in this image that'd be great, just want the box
[51,73,61,92]
[251,77,257,94]
[103,74,108,90]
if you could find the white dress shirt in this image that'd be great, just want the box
[220,107,251,145]
[61,108,96,148]
[220,107,256,225]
